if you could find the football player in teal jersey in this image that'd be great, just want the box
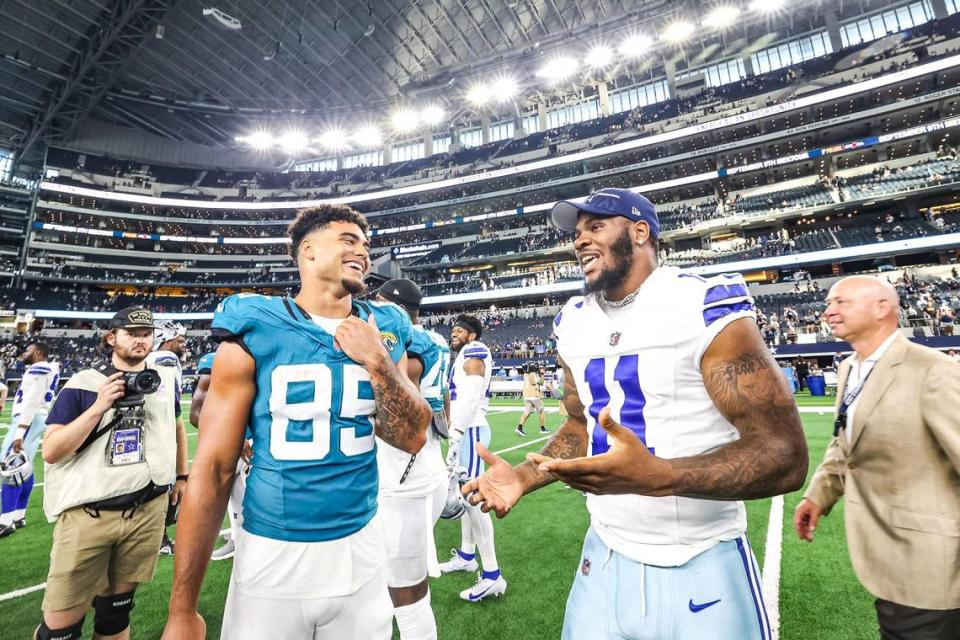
[163,205,431,640]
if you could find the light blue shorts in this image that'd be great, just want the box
[458,425,491,479]
[2,414,47,461]
[563,528,772,640]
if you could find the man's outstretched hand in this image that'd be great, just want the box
[462,443,524,518]
[530,407,673,496]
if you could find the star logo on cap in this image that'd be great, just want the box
[393,288,400,295]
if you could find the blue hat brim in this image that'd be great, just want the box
[550,200,630,232]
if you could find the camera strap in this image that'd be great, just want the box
[75,413,123,455]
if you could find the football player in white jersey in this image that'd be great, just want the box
[464,188,808,640]
[439,314,506,602]
[147,321,189,555]
[0,342,59,536]
[375,279,450,640]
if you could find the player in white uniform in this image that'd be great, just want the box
[0,342,59,536]
[439,314,506,602]
[147,321,189,555]
[375,279,450,640]
[464,188,808,639]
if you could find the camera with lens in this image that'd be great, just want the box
[116,368,161,407]
[524,362,537,374]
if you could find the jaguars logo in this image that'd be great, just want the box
[380,331,398,351]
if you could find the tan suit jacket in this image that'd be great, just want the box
[805,333,960,610]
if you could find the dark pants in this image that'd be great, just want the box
[876,599,960,640]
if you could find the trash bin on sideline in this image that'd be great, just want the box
[806,374,826,396]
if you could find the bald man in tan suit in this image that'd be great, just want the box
[794,276,960,639]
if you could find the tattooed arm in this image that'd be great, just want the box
[336,316,430,455]
[462,358,588,517]
[368,351,430,454]
[669,317,808,499]
[517,358,589,493]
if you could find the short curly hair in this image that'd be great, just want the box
[287,204,370,262]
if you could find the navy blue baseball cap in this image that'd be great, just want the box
[550,188,659,237]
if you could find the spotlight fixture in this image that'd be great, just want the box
[353,125,383,147]
[661,21,695,44]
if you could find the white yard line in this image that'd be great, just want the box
[491,434,552,455]
[0,582,47,602]
[761,494,785,640]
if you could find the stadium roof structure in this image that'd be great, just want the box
[0,0,889,170]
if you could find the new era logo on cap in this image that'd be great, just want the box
[550,187,660,236]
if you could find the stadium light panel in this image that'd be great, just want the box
[421,105,446,127]
[277,131,309,153]
[491,76,518,102]
[467,83,492,106]
[317,128,348,151]
[391,109,420,133]
[618,34,652,58]
[536,56,578,81]
[661,20,695,44]
[706,6,740,28]
[240,130,274,151]
[586,45,614,68]
[353,125,383,147]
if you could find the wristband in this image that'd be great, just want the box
[176,474,189,482]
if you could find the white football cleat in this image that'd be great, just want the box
[439,549,478,573]
[460,574,507,602]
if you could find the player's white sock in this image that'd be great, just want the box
[394,590,437,640]
[460,514,475,555]
[0,513,12,527]
[12,508,26,521]
[468,505,499,573]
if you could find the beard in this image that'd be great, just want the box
[583,230,634,296]
[343,276,367,295]
[113,343,147,367]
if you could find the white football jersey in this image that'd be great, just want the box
[13,360,60,425]
[553,266,756,566]
[449,340,492,429]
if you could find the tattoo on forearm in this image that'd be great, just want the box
[521,424,587,489]
[369,360,425,449]
[669,352,807,500]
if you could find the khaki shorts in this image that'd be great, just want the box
[43,493,168,612]
[524,397,544,413]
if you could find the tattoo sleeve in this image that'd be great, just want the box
[518,358,589,493]
[668,320,808,500]
[368,356,430,454]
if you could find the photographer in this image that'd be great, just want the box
[35,308,186,640]
[515,362,550,436]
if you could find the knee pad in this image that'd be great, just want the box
[93,591,135,636]
[35,618,84,640]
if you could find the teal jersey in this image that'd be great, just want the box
[197,352,215,375]
[409,325,449,413]
[212,294,412,542]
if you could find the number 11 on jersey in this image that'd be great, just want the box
[583,354,653,455]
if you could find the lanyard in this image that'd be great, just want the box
[833,363,876,437]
